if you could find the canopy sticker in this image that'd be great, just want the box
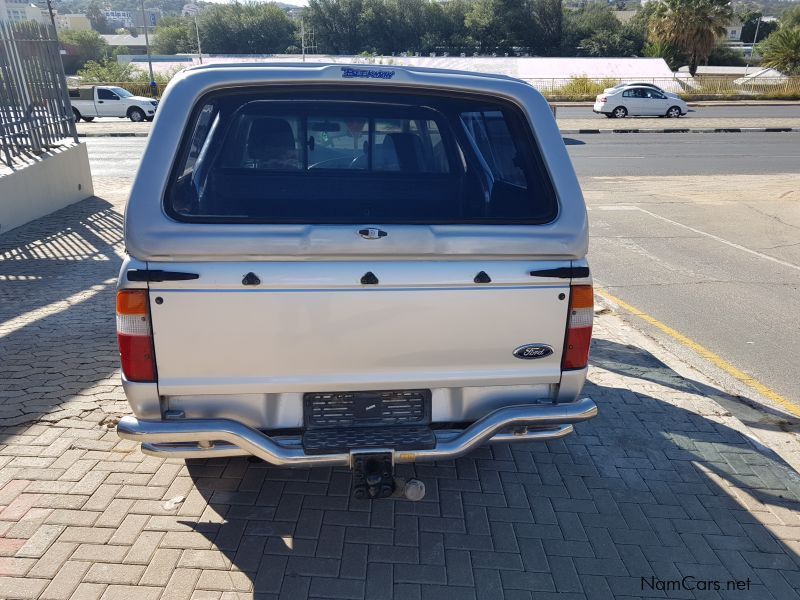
[340,67,396,80]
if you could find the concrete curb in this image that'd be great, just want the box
[79,127,800,139]
[559,127,799,134]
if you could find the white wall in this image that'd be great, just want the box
[0,143,94,236]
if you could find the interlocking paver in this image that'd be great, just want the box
[83,562,145,585]
[0,576,50,599]
[39,560,91,600]
[162,568,202,600]
[2,181,800,598]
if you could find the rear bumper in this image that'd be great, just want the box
[117,397,597,468]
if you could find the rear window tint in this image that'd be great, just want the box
[166,89,557,225]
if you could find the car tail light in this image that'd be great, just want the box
[599,96,607,103]
[116,290,157,382]
[562,285,593,370]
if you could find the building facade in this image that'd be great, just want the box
[54,13,92,31]
[103,9,133,29]
[1,0,48,24]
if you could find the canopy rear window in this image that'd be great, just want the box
[166,89,557,225]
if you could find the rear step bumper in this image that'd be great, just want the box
[117,397,597,467]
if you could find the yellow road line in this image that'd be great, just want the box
[595,288,800,419]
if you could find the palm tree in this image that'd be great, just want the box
[649,0,733,76]
[758,27,800,76]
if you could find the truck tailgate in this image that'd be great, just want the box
[146,261,571,396]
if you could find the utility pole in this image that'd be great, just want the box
[140,0,156,95]
[44,0,57,34]
[193,14,202,63]
[299,19,315,61]
[744,15,761,76]
[182,4,201,64]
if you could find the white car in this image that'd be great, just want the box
[594,86,688,118]
[604,82,680,99]
[69,85,158,122]
[115,64,597,499]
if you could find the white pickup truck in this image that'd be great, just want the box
[116,64,597,499]
[69,85,158,122]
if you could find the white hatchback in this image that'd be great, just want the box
[594,86,688,118]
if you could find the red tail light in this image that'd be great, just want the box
[599,96,607,103]
[116,290,157,382]
[562,285,593,370]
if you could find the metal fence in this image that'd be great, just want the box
[85,81,159,98]
[0,20,77,169]
[525,76,800,100]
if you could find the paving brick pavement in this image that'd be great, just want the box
[1,180,800,599]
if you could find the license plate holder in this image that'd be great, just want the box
[303,389,431,429]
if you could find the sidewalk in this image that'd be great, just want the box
[1,180,800,599]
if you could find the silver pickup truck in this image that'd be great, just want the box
[116,63,597,499]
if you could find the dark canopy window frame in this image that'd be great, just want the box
[164,86,559,226]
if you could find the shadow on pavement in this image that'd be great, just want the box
[0,196,124,433]
[591,337,800,439]
[181,344,800,599]
[3,194,799,598]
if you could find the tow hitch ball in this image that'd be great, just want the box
[352,453,394,499]
[351,452,425,501]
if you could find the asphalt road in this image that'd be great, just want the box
[85,132,800,409]
[565,131,800,177]
[85,137,147,178]
[85,130,800,178]
[557,104,800,119]
[570,133,800,409]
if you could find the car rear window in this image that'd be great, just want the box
[166,89,557,225]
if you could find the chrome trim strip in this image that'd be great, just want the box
[119,397,596,467]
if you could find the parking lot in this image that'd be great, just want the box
[1,126,799,598]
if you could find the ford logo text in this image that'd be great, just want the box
[513,344,554,360]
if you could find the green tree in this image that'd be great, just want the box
[706,42,744,65]
[532,0,563,55]
[781,5,800,30]
[197,3,296,54]
[152,16,197,54]
[562,4,621,55]
[578,30,638,56]
[424,0,475,54]
[77,58,178,84]
[77,58,146,82]
[757,26,800,75]
[625,1,659,39]
[305,0,365,54]
[649,0,733,75]
[464,0,532,54]
[59,29,109,71]
[738,10,778,44]
[360,0,433,54]
[642,39,686,70]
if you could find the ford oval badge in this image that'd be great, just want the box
[513,344,554,360]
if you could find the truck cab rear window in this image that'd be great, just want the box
[166,90,557,224]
